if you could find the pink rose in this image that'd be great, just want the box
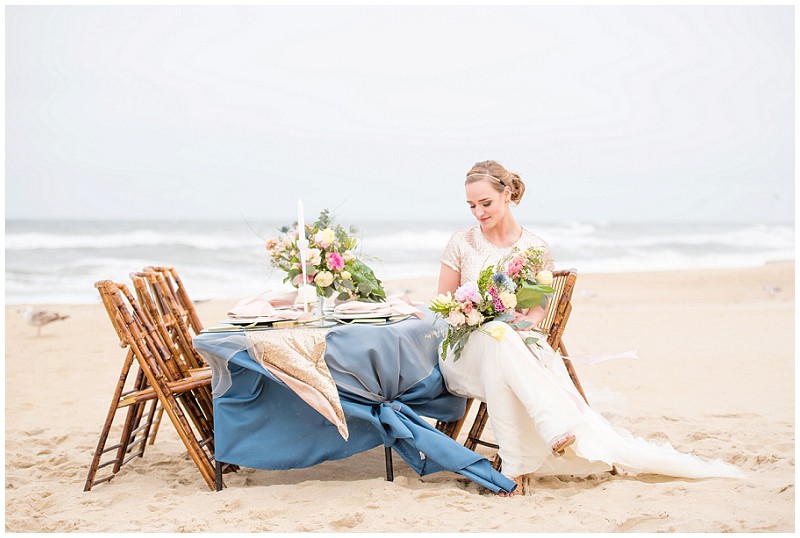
[447,310,466,327]
[326,251,345,272]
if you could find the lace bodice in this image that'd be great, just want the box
[441,225,555,286]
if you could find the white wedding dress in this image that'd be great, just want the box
[439,226,744,480]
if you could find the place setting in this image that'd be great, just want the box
[207,200,425,333]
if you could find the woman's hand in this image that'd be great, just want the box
[511,312,535,330]
[511,306,547,331]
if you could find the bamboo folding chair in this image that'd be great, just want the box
[85,280,216,490]
[130,271,214,447]
[435,269,587,470]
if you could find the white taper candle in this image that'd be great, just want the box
[297,198,309,313]
[297,198,305,240]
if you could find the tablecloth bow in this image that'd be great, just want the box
[333,295,426,319]
[226,290,303,320]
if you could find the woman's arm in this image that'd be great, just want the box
[438,263,461,295]
[515,305,548,328]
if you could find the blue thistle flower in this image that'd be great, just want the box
[491,272,516,292]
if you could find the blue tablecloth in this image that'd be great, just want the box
[193,312,516,494]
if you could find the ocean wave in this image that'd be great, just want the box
[6,223,793,252]
[361,230,453,252]
[5,220,794,304]
[4,230,263,250]
[551,226,793,250]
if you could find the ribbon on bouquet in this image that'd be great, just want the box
[245,328,349,440]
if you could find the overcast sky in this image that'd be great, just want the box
[5,5,795,224]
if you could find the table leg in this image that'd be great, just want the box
[384,446,393,482]
[215,459,223,491]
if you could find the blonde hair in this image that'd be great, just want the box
[465,160,526,204]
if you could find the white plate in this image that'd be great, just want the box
[217,316,297,326]
[329,314,411,324]
[329,311,394,320]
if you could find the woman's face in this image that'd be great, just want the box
[465,180,510,229]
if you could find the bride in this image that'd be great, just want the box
[437,160,744,496]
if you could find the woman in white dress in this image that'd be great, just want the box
[438,160,744,496]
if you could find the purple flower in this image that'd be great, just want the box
[488,286,506,312]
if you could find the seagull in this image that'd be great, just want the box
[20,306,69,336]
[762,285,782,295]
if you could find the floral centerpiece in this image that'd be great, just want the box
[430,246,555,361]
[265,209,386,303]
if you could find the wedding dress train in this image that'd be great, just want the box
[439,321,745,480]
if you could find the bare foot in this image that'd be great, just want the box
[498,476,525,497]
[551,433,576,456]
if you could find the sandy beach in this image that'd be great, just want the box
[4,262,794,532]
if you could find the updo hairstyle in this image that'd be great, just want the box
[464,160,526,204]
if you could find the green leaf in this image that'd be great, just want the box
[512,320,534,330]
[346,259,386,302]
[495,313,515,323]
[515,280,554,310]
[476,265,495,291]
[523,336,539,346]
[357,281,373,294]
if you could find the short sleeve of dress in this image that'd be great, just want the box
[441,232,462,272]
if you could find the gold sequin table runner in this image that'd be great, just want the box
[245,328,348,440]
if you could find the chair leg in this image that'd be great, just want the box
[435,398,475,441]
[559,342,589,405]
[384,446,393,482]
[491,453,502,471]
[85,349,144,491]
[464,401,490,451]
[147,405,164,446]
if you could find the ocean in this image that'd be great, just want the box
[4,219,794,305]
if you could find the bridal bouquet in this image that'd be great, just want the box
[430,247,555,361]
[265,209,386,302]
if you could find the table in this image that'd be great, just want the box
[193,311,516,494]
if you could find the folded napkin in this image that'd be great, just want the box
[227,290,302,320]
[333,295,425,319]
